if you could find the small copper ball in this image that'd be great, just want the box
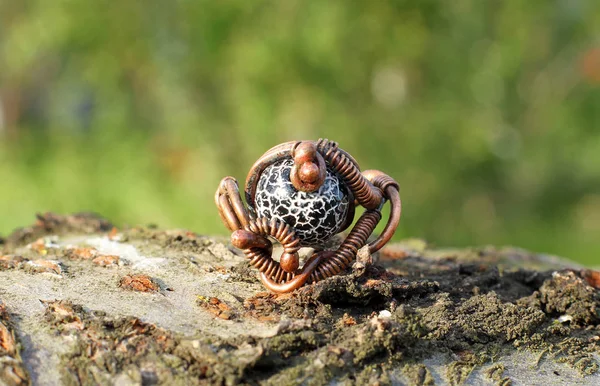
[299,162,320,183]
[280,252,300,273]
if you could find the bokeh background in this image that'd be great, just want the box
[1,1,599,265]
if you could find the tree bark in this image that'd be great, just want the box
[0,213,599,385]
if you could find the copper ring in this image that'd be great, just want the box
[216,138,401,293]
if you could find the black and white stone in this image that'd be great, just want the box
[252,158,350,246]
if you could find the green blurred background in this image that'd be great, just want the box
[1,1,599,265]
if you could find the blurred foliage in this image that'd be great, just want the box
[1,0,599,265]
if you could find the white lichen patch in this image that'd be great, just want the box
[84,237,166,270]
[558,314,574,323]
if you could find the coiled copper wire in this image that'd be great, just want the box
[258,209,381,293]
[237,217,300,283]
[316,139,383,210]
[309,209,381,282]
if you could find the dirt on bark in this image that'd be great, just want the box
[0,213,599,385]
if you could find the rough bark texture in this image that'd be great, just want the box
[0,213,599,386]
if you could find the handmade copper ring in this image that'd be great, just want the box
[215,139,401,293]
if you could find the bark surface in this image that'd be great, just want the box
[0,213,599,386]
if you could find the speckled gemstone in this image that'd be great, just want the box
[253,158,350,246]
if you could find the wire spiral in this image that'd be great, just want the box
[316,139,383,210]
[239,217,299,283]
[309,209,381,282]
[236,210,380,286]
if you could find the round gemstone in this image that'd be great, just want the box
[253,158,350,246]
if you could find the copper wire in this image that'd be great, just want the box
[241,217,299,283]
[309,209,381,282]
[316,139,383,210]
